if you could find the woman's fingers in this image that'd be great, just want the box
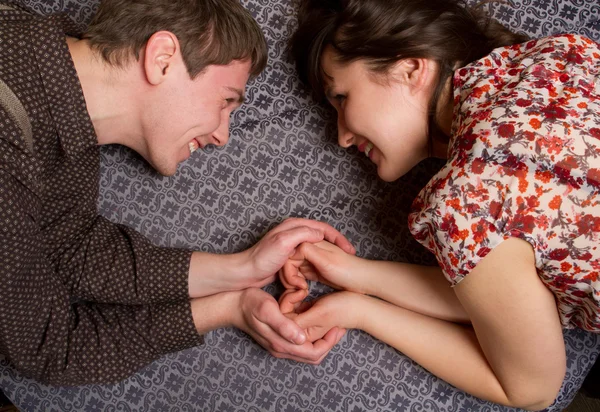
[279,288,308,314]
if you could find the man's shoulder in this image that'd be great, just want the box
[0,2,40,154]
[0,1,37,21]
[0,1,84,37]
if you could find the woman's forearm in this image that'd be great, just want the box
[353,260,469,323]
[355,295,543,409]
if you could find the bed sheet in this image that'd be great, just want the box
[1,0,600,411]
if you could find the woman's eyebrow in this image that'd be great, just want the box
[322,69,335,83]
[322,70,336,96]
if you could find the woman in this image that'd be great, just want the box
[278,0,600,409]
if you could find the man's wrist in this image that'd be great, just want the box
[188,251,250,297]
[190,290,242,334]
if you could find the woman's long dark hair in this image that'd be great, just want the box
[290,0,528,125]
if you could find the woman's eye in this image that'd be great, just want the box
[328,93,346,107]
[334,94,346,104]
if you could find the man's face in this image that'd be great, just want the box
[142,59,252,176]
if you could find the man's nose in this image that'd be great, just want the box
[337,113,354,148]
[212,114,230,147]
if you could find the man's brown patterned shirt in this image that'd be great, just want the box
[0,3,202,385]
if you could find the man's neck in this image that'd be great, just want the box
[66,37,145,150]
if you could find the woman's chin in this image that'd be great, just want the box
[377,166,405,183]
[376,168,395,182]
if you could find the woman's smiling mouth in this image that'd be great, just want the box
[358,141,375,159]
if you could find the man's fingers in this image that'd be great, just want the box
[272,331,338,364]
[270,218,356,255]
[309,327,341,360]
[275,226,329,253]
[257,300,306,345]
[334,328,347,345]
[319,226,356,255]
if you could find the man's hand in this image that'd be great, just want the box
[231,288,345,364]
[188,218,355,298]
[239,218,355,289]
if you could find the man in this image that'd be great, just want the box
[0,0,352,385]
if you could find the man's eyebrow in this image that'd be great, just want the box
[226,87,245,104]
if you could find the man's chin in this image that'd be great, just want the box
[150,159,178,177]
[159,168,177,177]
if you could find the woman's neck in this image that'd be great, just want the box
[430,77,454,159]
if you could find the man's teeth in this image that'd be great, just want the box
[364,142,373,157]
[189,141,198,154]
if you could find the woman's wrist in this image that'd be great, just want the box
[337,291,370,330]
[348,257,379,296]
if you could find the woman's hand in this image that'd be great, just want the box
[282,291,364,342]
[279,241,364,293]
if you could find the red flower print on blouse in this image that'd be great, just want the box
[410,34,600,331]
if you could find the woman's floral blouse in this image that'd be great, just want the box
[409,34,600,331]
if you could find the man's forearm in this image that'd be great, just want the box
[189,290,240,333]
[354,260,470,323]
[188,252,252,298]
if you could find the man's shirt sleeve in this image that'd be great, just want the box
[0,166,203,385]
[53,214,195,305]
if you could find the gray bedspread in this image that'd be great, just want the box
[1,0,600,411]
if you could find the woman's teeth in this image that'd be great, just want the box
[189,140,199,154]
[364,142,374,158]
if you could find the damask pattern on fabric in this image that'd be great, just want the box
[0,0,600,411]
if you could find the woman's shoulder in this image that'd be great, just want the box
[523,33,598,50]
[454,33,598,89]
[471,33,598,68]
[451,32,600,150]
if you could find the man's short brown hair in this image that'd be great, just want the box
[83,0,267,78]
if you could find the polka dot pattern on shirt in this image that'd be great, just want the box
[0,5,202,385]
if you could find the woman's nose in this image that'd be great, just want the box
[337,114,354,148]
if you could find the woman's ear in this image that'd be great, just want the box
[143,31,180,85]
[390,58,434,95]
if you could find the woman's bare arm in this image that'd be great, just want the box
[294,238,566,409]
[281,241,469,323]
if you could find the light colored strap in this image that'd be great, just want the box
[0,78,33,152]
[0,4,14,11]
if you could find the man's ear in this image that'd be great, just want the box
[390,58,433,95]
[143,31,180,85]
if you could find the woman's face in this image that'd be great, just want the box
[320,47,437,182]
